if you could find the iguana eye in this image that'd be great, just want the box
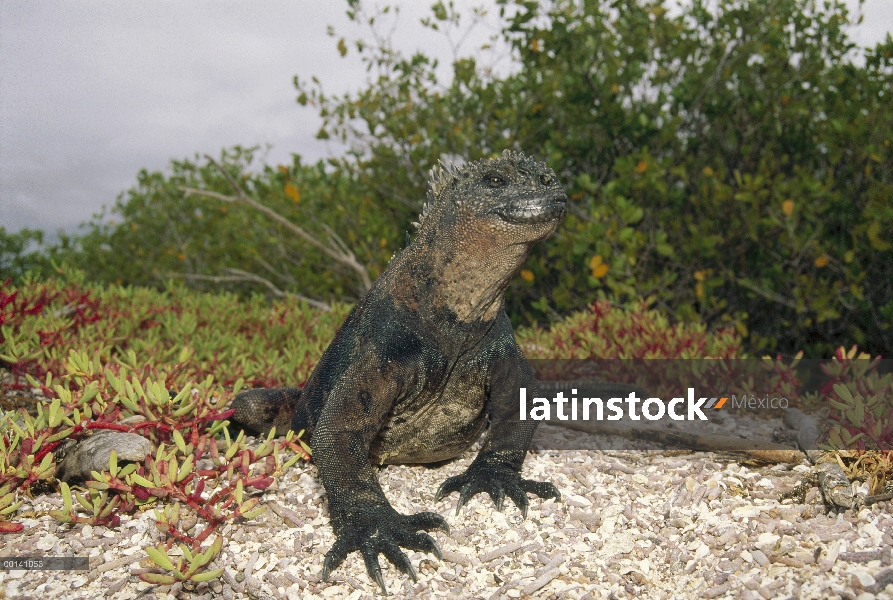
[484,174,506,188]
[540,173,553,186]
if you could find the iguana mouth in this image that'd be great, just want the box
[492,193,567,224]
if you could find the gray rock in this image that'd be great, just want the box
[55,431,152,482]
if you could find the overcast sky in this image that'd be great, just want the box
[1,1,890,242]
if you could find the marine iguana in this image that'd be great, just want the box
[231,150,570,593]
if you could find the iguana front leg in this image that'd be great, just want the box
[310,356,448,594]
[435,334,561,516]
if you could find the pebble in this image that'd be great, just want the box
[754,532,780,551]
[853,570,878,588]
[5,581,22,598]
[751,549,770,567]
[716,528,738,546]
[732,506,762,518]
[705,582,732,598]
[71,576,89,589]
[35,534,59,551]
[692,542,710,561]
[862,522,883,540]
[566,494,592,507]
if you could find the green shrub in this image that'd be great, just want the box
[7,0,891,359]
[517,300,743,359]
[59,147,404,304]
[302,0,893,358]
[0,227,55,283]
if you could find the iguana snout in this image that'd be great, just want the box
[491,191,566,225]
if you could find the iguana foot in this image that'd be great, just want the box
[435,460,560,518]
[322,505,449,594]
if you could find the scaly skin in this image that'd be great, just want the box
[232,150,567,593]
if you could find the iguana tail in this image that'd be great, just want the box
[231,380,649,439]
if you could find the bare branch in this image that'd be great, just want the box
[736,278,797,310]
[178,154,372,293]
[180,187,238,203]
[689,40,738,118]
[220,267,291,297]
[168,270,332,312]
[320,222,353,257]
[565,201,594,223]
[253,255,299,287]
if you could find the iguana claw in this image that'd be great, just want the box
[436,461,560,518]
[322,507,448,594]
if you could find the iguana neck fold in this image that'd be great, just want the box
[390,229,527,323]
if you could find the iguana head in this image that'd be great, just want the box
[415,149,567,245]
[400,150,567,322]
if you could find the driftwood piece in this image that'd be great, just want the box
[553,419,803,464]
[539,379,802,464]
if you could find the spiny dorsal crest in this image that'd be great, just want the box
[414,150,544,230]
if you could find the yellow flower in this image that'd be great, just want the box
[782,200,794,216]
[814,255,829,267]
[284,184,300,203]
[520,269,535,282]
[592,264,609,278]
[694,270,708,299]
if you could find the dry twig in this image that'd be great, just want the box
[180,154,372,294]
[168,270,331,312]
